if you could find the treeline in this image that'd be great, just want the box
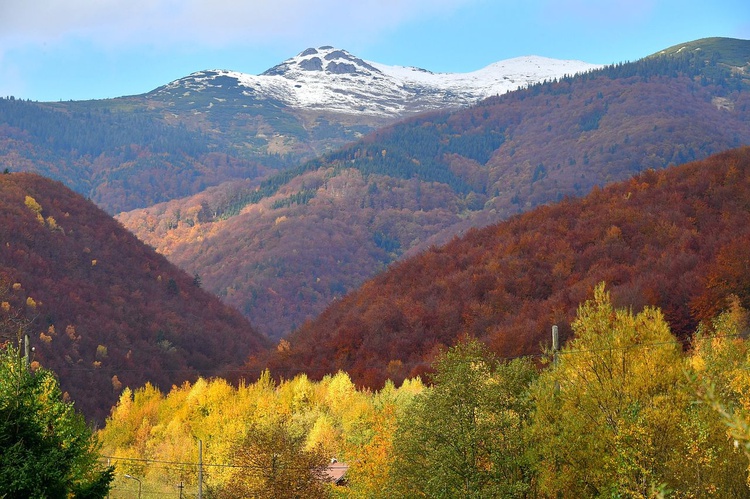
[98,287,750,497]
[0,98,285,213]
[199,104,501,216]
[0,97,279,213]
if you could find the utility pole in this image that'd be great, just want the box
[552,325,560,394]
[198,439,203,499]
[552,325,559,365]
[24,334,30,370]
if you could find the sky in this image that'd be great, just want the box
[1,0,748,102]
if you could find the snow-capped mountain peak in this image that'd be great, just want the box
[156,46,602,117]
[261,46,382,78]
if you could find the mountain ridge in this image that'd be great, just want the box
[251,147,750,387]
[151,46,602,117]
[0,46,598,214]
[652,36,750,69]
[119,37,750,339]
[4,37,750,344]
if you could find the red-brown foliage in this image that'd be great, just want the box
[0,173,269,422]
[119,170,463,339]
[122,67,750,341]
[253,147,750,389]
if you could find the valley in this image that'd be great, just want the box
[3,35,750,497]
[119,37,750,340]
[0,35,748,413]
[4,0,750,488]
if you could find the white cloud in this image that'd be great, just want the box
[0,0,476,49]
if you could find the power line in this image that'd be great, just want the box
[48,332,744,375]
[101,454,341,472]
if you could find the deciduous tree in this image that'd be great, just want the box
[218,417,330,499]
[529,283,687,497]
[390,338,537,498]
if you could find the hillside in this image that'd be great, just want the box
[0,48,589,214]
[120,37,750,340]
[249,147,750,387]
[0,96,279,213]
[654,36,750,69]
[0,173,268,422]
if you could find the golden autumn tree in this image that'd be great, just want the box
[688,298,750,494]
[529,283,722,497]
[341,377,424,497]
[217,417,330,499]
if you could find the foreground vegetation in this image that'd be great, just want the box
[96,284,750,497]
[3,282,750,497]
[0,345,114,498]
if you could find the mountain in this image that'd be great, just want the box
[154,46,600,117]
[4,37,750,343]
[119,37,750,340]
[0,173,269,422]
[653,36,750,69]
[0,47,594,214]
[0,96,273,214]
[251,147,750,387]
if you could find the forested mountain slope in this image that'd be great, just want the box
[0,47,590,214]
[0,173,268,422]
[250,147,750,388]
[121,37,750,339]
[0,96,285,213]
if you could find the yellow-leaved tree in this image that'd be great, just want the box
[341,377,424,498]
[688,298,750,494]
[529,283,687,497]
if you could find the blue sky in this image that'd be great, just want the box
[1,0,748,102]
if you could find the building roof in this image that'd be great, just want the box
[325,460,349,485]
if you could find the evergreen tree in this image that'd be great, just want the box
[0,344,113,498]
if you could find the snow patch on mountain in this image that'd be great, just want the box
[157,46,602,117]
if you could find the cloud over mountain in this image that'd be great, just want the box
[0,0,472,48]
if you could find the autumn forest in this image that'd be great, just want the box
[3,37,750,497]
